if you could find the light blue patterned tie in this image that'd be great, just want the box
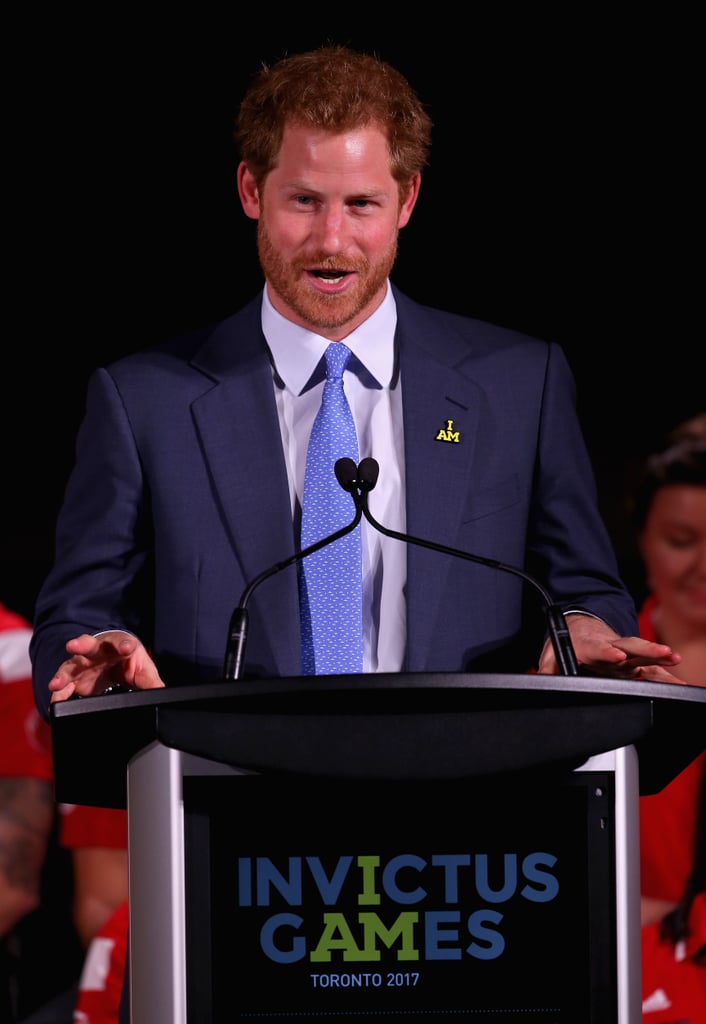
[299,343,363,674]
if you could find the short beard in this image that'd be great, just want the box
[257,221,398,333]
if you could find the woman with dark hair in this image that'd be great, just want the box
[630,414,706,1020]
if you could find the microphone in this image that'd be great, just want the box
[222,461,362,681]
[350,457,579,677]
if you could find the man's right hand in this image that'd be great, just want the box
[48,631,166,703]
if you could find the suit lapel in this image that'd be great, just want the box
[397,307,484,670]
[189,306,302,674]
[183,290,488,676]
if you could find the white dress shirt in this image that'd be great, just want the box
[261,282,407,672]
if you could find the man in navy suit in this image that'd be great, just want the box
[31,45,681,717]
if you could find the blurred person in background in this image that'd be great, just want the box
[54,807,128,1024]
[625,414,706,1021]
[1,600,127,1023]
[641,766,705,1022]
[57,805,127,954]
[0,602,53,941]
[0,600,81,1022]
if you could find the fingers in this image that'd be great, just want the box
[538,632,685,683]
[49,631,165,700]
[122,659,166,691]
[536,641,557,675]
[65,631,138,660]
[609,637,682,669]
[49,680,77,703]
[629,665,687,685]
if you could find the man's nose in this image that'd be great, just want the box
[312,205,347,253]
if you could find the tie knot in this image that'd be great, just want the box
[324,343,352,381]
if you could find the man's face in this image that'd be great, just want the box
[238,124,420,341]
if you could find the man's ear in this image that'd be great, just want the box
[237,162,260,220]
[397,172,421,229]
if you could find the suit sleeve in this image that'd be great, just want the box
[30,367,151,720]
[525,341,638,636]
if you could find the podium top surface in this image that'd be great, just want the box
[50,671,706,808]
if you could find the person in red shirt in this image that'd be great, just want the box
[73,898,128,1024]
[58,804,128,953]
[625,414,706,1021]
[0,601,63,1021]
[57,753,128,1020]
[1,601,128,1023]
[0,600,54,940]
[0,602,54,930]
[641,780,705,1022]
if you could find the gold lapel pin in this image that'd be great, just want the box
[435,419,461,443]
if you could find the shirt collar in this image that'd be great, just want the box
[261,281,397,395]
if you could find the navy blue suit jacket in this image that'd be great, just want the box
[31,285,638,717]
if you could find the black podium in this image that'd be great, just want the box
[51,672,706,1024]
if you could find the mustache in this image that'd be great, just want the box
[296,253,369,273]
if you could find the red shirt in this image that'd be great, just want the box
[642,892,706,1022]
[58,801,128,850]
[0,602,127,849]
[638,595,706,902]
[0,603,53,781]
[73,899,128,1023]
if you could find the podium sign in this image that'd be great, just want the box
[180,761,629,1023]
[50,673,706,1024]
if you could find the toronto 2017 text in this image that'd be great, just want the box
[310,972,420,988]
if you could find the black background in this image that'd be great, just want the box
[5,15,701,623]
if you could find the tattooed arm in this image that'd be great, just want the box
[0,776,55,937]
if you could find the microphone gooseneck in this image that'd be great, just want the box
[223,455,580,681]
[352,457,580,677]
[222,479,362,682]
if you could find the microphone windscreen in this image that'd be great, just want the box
[334,457,358,492]
[358,457,380,491]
